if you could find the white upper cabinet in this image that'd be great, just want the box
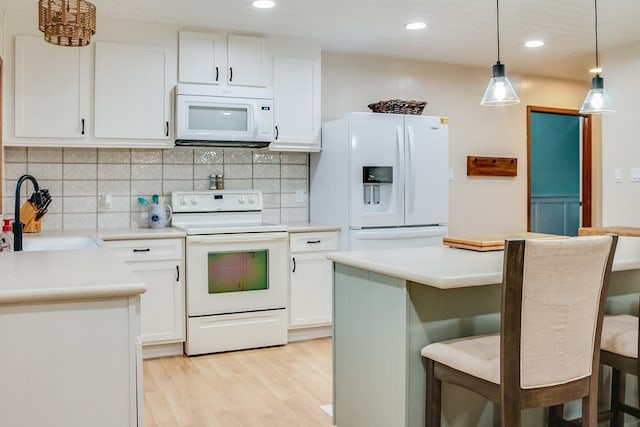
[270,57,320,152]
[14,35,90,139]
[178,31,269,87]
[94,41,172,140]
[227,34,268,87]
[178,31,224,85]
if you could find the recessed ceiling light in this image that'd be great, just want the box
[405,22,426,30]
[252,0,275,9]
[524,40,544,48]
[590,67,602,73]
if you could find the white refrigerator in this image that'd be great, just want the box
[310,112,449,251]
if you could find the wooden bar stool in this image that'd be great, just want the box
[421,235,618,427]
[599,313,639,426]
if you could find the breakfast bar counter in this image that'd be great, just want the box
[328,237,640,427]
[0,247,146,304]
[0,246,145,427]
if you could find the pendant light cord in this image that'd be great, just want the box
[496,0,501,63]
[594,0,599,69]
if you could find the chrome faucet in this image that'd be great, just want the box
[13,174,41,252]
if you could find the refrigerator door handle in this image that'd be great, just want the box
[407,125,416,214]
[396,125,403,166]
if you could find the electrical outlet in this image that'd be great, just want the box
[615,168,623,183]
[448,168,454,182]
[632,168,640,182]
[103,193,112,208]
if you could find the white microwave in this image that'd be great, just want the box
[175,84,274,148]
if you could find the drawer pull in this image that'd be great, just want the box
[306,240,321,244]
[133,248,151,253]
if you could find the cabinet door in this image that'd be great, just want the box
[227,34,268,87]
[270,57,320,152]
[95,41,171,139]
[290,252,333,327]
[129,260,185,344]
[178,31,225,85]
[15,35,89,138]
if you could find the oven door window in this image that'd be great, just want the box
[207,250,269,293]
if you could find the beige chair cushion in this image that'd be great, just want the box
[601,314,638,359]
[421,333,500,384]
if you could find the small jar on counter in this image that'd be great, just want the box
[216,174,224,190]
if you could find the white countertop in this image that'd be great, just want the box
[98,227,186,240]
[0,247,146,305]
[21,227,186,242]
[327,236,640,290]
[283,222,341,233]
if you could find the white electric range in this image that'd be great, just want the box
[171,190,288,356]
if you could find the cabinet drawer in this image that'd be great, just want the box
[103,238,184,262]
[289,231,339,253]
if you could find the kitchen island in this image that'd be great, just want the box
[0,247,146,427]
[328,237,640,427]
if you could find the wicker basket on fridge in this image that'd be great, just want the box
[367,99,427,115]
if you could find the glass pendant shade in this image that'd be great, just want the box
[580,76,615,114]
[480,62,520,106]
[581,0,615,114]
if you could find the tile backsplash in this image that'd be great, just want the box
[2,147,309,230]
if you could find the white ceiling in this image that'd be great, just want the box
[3,0,640,81]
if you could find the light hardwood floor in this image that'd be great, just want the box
[143,338,333,427]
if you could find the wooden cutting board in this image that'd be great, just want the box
[579,226,640,237]
[443,232,568,251]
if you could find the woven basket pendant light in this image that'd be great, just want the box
[38,0,96,47]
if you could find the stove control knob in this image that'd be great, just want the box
[180,197,186,205]
[238,196,246,204]
[248,196,256,204]
[190,198,198,206]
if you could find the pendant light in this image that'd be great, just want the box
[579,0,615,114]
[480,0,520,106]
[38,0,96,47]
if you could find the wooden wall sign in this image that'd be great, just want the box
[467,156,517,177]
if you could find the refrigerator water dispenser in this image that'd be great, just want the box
[363,166,393,208]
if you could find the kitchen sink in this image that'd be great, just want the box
[22,236,99,252]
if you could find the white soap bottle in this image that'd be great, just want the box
[0,219,14,252]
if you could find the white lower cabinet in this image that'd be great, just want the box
[289,231,339,335]
[104,238,185,352]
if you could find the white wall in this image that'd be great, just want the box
[322,52,591,236]
[601,42,640,226]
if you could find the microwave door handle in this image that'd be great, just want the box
[252,102,259,137]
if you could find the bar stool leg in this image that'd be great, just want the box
[610,368,623,427]
[547,404,563,427]
[425,359,441,427]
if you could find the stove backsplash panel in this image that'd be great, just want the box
[2,147,309,230]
